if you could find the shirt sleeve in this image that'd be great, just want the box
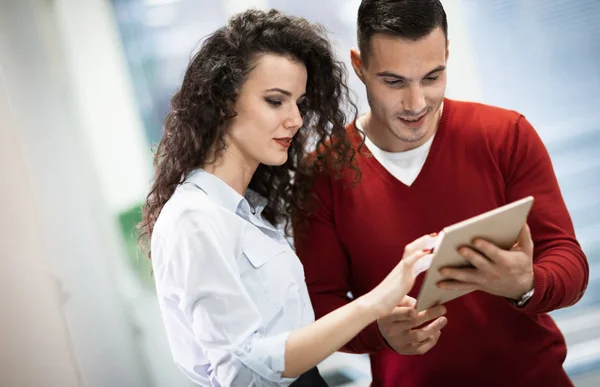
[503,115,589,313]
[293,174,388,354]
[153,211,296,386]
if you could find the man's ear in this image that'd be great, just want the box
[350,48,366,83]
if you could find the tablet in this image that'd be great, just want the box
[415,196,534,312]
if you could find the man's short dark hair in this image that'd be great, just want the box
[357,0,448,66]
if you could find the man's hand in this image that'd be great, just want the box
[437,224,535,300]
[377,296,447,355]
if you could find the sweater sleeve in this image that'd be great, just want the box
[293,173,388,354]
[504,115,589,314]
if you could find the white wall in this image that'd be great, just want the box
[440,0,483,102]
[47,0,195,385]
[0,0,153,385]
[52,0,153,215]
[0,32,82,387]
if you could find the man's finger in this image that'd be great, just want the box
[398,295,417,307]
[458,247,494,272]
[413,304,447,327]
[516,223,534,256]
[411,330,442,355]
[439,267,482,285]
[471,238,503,262]
[387,306,418,322]
[409,316,447,342]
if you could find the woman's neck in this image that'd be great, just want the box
[203,145,258,196]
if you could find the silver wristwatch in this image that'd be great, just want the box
[512,288,535,308]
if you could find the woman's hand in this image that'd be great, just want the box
[362,234,437,318]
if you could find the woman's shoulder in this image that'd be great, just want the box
[153,184,231,241]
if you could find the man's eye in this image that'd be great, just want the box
[384,79,404,86]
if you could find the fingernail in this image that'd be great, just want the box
[422,248,433,254]
[430,232,439,237]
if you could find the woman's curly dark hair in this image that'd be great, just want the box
[138,9,360,256]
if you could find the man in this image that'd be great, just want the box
[293,1,589,386]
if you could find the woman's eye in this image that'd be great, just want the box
[265,98,283,107]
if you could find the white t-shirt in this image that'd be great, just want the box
[356,117,435,186]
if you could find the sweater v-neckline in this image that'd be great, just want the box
[354,99,453,189]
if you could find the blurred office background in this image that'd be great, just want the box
[1,0,599,386]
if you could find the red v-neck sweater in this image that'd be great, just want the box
[294,99,588,386]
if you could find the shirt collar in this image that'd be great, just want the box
[184,169,268,217]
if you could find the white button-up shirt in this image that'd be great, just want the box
[151,169,315,386]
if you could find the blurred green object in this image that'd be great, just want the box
[118,202,154,287]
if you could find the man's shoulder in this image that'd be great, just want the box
[446,99,528,144]
[448,99,523,124]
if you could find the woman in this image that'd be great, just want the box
[139,9,434,387]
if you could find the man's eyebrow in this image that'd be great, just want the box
[376,65,446,81]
